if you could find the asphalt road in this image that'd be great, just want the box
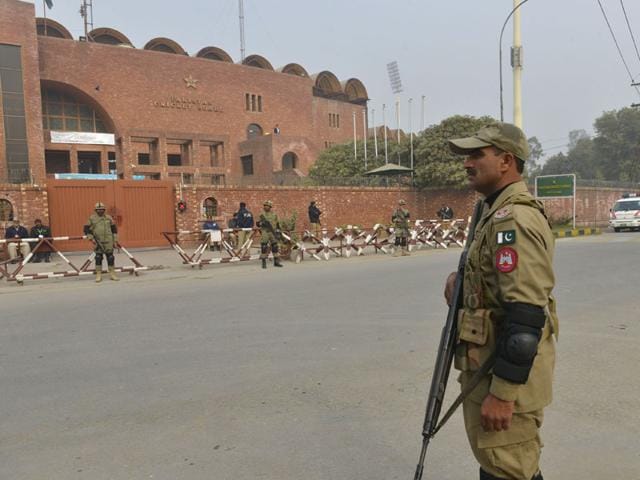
[1,232,638,479]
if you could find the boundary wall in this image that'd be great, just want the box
[1,183,632,246]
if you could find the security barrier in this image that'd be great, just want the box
[0,236,147,284]
[162,219,469,268]
[162,228,262,267]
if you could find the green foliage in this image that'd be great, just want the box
[310,114,496,188]
[541,108,640,182]
[413,115,494,188]
[279,211,298,244]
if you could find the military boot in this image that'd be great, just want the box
[95,267,102,283]
[402,247,411,256]
[531,473,544,480]
[108,266,119,281]
[273,257,283,267]
[479,468,507,480]
[392,248,401,257]
[261,258,267,269]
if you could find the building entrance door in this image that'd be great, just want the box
[46,179,175,250]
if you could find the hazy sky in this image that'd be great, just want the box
[31,0,640,159]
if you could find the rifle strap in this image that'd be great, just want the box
[431,353,496,436]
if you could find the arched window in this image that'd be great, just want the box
[41,88,110,132]
[247,123,263,139]
[203,197,218,218]
[0,199,14,222]
[282,152,298,170]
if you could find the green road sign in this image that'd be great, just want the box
[535,174,575,198]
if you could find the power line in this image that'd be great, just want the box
[620,0,640,65]
[596,0,640,96]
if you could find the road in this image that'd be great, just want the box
[1,232,638,479]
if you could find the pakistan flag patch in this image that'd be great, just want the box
[496,230,516,245]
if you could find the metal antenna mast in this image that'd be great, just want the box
[239,0,246,62]
[79,0,94,39]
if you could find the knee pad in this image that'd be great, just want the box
[395,237,401,246]
[401,237,407,247]
[95,253,103,265]
[271,242,279,254]
[106,253,115,266]
[260,243,269,255]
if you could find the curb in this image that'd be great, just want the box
[554,227,601,238]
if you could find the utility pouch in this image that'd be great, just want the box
[456,308,494,371]
[458,308,491,345]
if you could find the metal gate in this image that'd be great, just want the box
[47,180,175,250]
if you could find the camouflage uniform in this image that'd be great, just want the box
[84,202,119,282]
[258,200,283,269]
[448,123,558,480]
[392,200,411,256]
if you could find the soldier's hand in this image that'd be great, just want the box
[480,393,514,432]
[444,271,457,305]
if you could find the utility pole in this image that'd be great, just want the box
[372,109,379,158]
[409,98,414,182]
[362,110,368,169]
[383,104,389,164]
[238,0,246,62]
[353,112,357,163]
[79,0,93,39]
[512,0,523,128]
[420,95,426,131]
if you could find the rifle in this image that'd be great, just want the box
[413,199,485,480]
[259,214,282,241]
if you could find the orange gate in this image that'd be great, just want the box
[47,180,175,250]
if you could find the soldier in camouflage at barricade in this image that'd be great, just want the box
[84,202,119,282]
[391,199,411,256]
[257,200,283,269]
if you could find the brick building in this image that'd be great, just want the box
[0,0,369,187]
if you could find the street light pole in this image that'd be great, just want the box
[499,0,530,123]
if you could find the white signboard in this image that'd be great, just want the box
[50,131,115,145]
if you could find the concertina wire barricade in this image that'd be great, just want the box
[162,218,470,268]
[0,235,147,285]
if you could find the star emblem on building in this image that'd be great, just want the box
[184,75,198,89]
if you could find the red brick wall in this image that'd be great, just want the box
[34,34,365,183]
[0,0,45,183]
[174,185,477,232]
[2,182,630,245]
[0,183,49,237]
[539,186,636,227]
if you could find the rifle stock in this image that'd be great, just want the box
[413,200,484,480]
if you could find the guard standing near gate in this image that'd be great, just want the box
[258,200,283,269]
[444,122,558,480]
[392,199,411,256]
[84,202,119,282]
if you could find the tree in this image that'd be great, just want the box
[526,136,544,178]
[568,129,589,150]
[412,115,494,188]
[593,107,640,182]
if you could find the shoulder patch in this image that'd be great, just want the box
[494,206,512,219]
[496,246,518,273]
[496,230,516,245]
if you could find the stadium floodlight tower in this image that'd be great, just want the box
[387,61,404,164]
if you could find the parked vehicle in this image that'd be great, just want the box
[609,194,640,232]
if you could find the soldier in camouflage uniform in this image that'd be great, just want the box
[258,200,283,269]
[84,202,119,282]
[444,122,558,480]
[391,199,411,256]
